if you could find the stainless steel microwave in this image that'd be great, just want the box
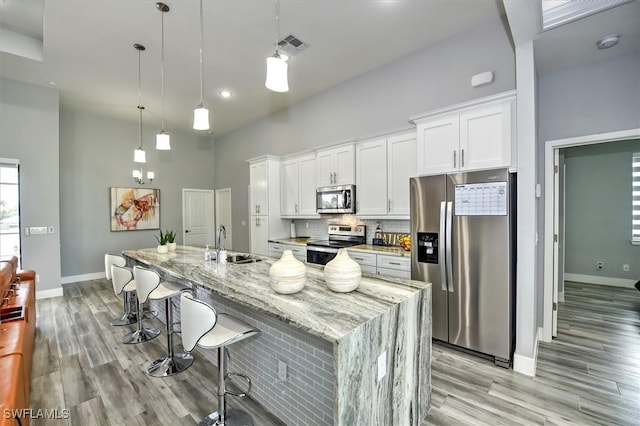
[316,185,356,214]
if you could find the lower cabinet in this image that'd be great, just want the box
[268,242,307,262]
[348,251,410,279]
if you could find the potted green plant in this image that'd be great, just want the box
[165,230,177,251]
[155,229,171,253]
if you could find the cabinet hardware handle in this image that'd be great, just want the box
[295,203,298,213]
[354,257,363,261]
[388,199,391,212]
[453,150,457,168]
[461,149,465,168]
[389,262,401,266]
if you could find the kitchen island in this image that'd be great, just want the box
[123,246,431,426]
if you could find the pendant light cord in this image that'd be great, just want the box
[160,9,165,131]
[137,48,143,150]
[199,0,204,105]
[275,0,280,54]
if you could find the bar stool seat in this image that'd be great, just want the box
[181,292,260,426]
[133,266,193,377]
[105,254,137,326]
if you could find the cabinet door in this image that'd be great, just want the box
[249,215,269,256]
[316,149,335,187]
[249,161,268,214]
[376,267,411,279]
[356,138,387,215]
[287,245,307,262]
[416,114,459,175]
[334,145,355,185]
[459,101,512,171]
[268,242,285,258]
[280,159,299,216]
[298,154,318,215]
[387,132,417,217]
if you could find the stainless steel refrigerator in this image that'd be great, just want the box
[410,168,515,367]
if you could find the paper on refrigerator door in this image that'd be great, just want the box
[454,182,507,216]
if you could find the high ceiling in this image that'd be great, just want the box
[1,1,638,137]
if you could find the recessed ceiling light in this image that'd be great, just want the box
[597,34,620,50]
[47,81,56,86]
[220,90,232,98]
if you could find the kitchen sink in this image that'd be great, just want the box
[225,254,262,264]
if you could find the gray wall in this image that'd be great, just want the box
[536,51,640,319]
[216,18,516,252]
[59,108,216,277]
[0,78,61,292]
[563,140,640,280]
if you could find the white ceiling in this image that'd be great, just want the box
[0,1,638,137]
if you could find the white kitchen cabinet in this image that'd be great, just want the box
[268,242,285,258]
[250,216,269,256]
[413,91,516,176]
[355,138,387,215]
[286,244,307,262]
[348,250,377,274]
[377,255,411,279]
[355,131,416,218]
[248,156,288,256]
[317,143,355,187]
[281,153,318,217]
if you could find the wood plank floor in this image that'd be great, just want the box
[30,279,640,425]
[426,280,640,425]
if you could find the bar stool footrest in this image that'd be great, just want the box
[224,372,252,397]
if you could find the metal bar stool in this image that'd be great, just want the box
[181,292,260,426]
[104,254,137,326]
[133,265,194,377]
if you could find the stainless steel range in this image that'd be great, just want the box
[307,225,366,265]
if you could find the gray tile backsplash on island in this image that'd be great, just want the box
[291,218,409,245]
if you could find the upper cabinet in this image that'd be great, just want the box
[356,131,417,218]
[413,91,516,176]
[281,153,318,218]
[316,143,355,187]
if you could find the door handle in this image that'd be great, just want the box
[439,201,447,292]
[446,201,453,293]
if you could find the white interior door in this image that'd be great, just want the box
[215,188,232,250]
[182,189,214,247]
[552,149,560,337]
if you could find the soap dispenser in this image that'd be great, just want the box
[204,245,212,261]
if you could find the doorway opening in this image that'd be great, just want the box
[0,159,21,265]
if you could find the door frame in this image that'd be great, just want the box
[542,128,640,342]
[181,188,215,246]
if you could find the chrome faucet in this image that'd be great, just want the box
[216,225,227,251]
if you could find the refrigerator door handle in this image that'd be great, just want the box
[439,201,447,292]
[446,201,454,293]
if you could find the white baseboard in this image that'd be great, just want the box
[564,273,636,289]
[61,272,105,285]
[513,326,541,377]
[36,287,63,300]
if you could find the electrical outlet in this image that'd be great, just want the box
[596,261,604,270]
[305,222,310,229]
[623,264,630,272]
[278,360,287,381]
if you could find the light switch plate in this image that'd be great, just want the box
[377,351,387,382]
[29,226,48,235]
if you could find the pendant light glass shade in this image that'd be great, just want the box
[156,131,171,150]
[134,148,146,163]
[193,104,210,130]
[265,53,289,92]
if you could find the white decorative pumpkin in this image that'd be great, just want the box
[324,248,361,293]
[269,250,306,294]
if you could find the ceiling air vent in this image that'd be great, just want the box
[277,34,309,56]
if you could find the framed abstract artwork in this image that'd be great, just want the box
[110,187,160,231]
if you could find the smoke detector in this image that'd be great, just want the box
[597,34,620,50]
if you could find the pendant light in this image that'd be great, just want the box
[155,2,171,150]
[193,0,210,130]
[265,0,289,93]
[132,43,154,184]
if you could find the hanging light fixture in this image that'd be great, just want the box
[193,0,210,130]
[155,2,171,150]
[265,0,289,93]
[132,43,154,184]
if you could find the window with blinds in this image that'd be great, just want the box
[634,152,640,243]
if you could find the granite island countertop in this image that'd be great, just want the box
[123,245,430,344]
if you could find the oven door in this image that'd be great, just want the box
[306,246,338,265]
